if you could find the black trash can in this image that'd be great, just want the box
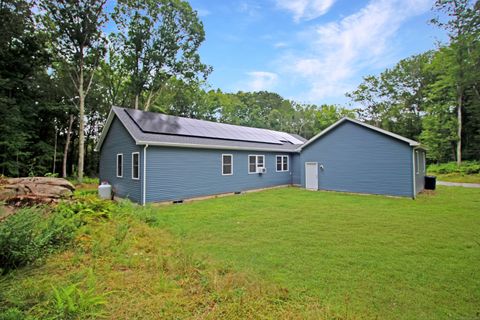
[425,176,436,190]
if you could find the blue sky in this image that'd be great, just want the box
[186,0,447,106]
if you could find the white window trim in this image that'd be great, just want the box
[116,153,123,178]
[222,154,233,176]
[131,152,140,180]
[276,155,289,172]
[248,154,265,174]
[415,150,419,174]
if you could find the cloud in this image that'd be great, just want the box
[278,0,432,101]
[195,8,211,17]
[276,0,336,22]
[243,71,279,91]
[239,1,262,17]
[274,42,288,48]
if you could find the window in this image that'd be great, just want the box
[422,152,426,173]
[116,154,123,178]
[222,154,233,175]
[132,152,140,180]
[415,150,419,174]
[276,155,289,172]
[248,155,265,174]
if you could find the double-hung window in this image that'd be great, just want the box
[116,154,123,178]
[415,150,419,174]
[132,152,140,180]
[222,154,233,175]
[276,155,289,172]
[248,155,265,174]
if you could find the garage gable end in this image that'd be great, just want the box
[299,120,414,197]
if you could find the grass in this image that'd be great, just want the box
[431,172,480,183]
[148,187,480,319]
[1,187,479,319]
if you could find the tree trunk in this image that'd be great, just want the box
[134,94,139,110]
[62,114,74,178]
[456,87,463,165]
[53,125,57,174]
[78,56,85,183]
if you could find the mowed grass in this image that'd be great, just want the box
[149,186,480,319]
[432,172,480,183]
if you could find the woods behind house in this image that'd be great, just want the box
[0,0,479,179]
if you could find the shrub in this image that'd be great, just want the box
[427,161,480,175]
[0,196,114,273]
[45,283,107,320]
[0,308,26,320]
[0,207,48,272]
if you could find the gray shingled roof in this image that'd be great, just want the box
[95,107,306,152]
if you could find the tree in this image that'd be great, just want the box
[347,52,435,141]
[431,0,480,164]
[40,0,108,182]
[0,0,50,176]
[112,0,211,111]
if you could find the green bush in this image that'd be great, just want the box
[427,161,480,175]
[0,207,49,272]
[0,196,113,273]
[44,283,107,320]
[0,308,26,320]
[67,177,99,185]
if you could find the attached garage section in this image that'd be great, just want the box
[299,119,423,198]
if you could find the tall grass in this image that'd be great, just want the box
[427,161,480,174]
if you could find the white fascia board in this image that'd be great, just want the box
[95,107,141,152]
[135,140,300,153]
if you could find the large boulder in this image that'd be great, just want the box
[0,177,75,205]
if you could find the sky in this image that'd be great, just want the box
[185,0,447,106]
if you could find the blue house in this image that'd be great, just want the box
[95,107,426,204]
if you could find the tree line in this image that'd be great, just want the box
[348,0,480,163]
[0,0,478,180]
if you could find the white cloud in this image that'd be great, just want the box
[276,0,336,22]
[274,41,289,48]
[243,71,279,91]
[278,0,432,101]
[195,8,211,17]
[239,1,262,17]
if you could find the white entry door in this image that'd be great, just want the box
[305,162,318,190]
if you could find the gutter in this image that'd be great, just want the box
[135,140,301,153]
[143,144,149,205]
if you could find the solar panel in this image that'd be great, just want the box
[125,109,303,145]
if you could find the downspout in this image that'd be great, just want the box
[412,147,417,200]
[143,144,149,205]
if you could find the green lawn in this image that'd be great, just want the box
[2,187,479,319]
[431,172,480,183]
[149,186,480,319]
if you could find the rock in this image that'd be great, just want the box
[0,177,75,205]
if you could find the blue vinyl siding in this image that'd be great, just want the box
[300,121,414,197]
[99,117,143,202]
[145,148,292,203]
[291,153,301,185]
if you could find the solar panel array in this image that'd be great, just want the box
[126,109,304,145]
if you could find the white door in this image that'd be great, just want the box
[305,162,318,190]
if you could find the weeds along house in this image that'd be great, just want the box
[95,107,426,204]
